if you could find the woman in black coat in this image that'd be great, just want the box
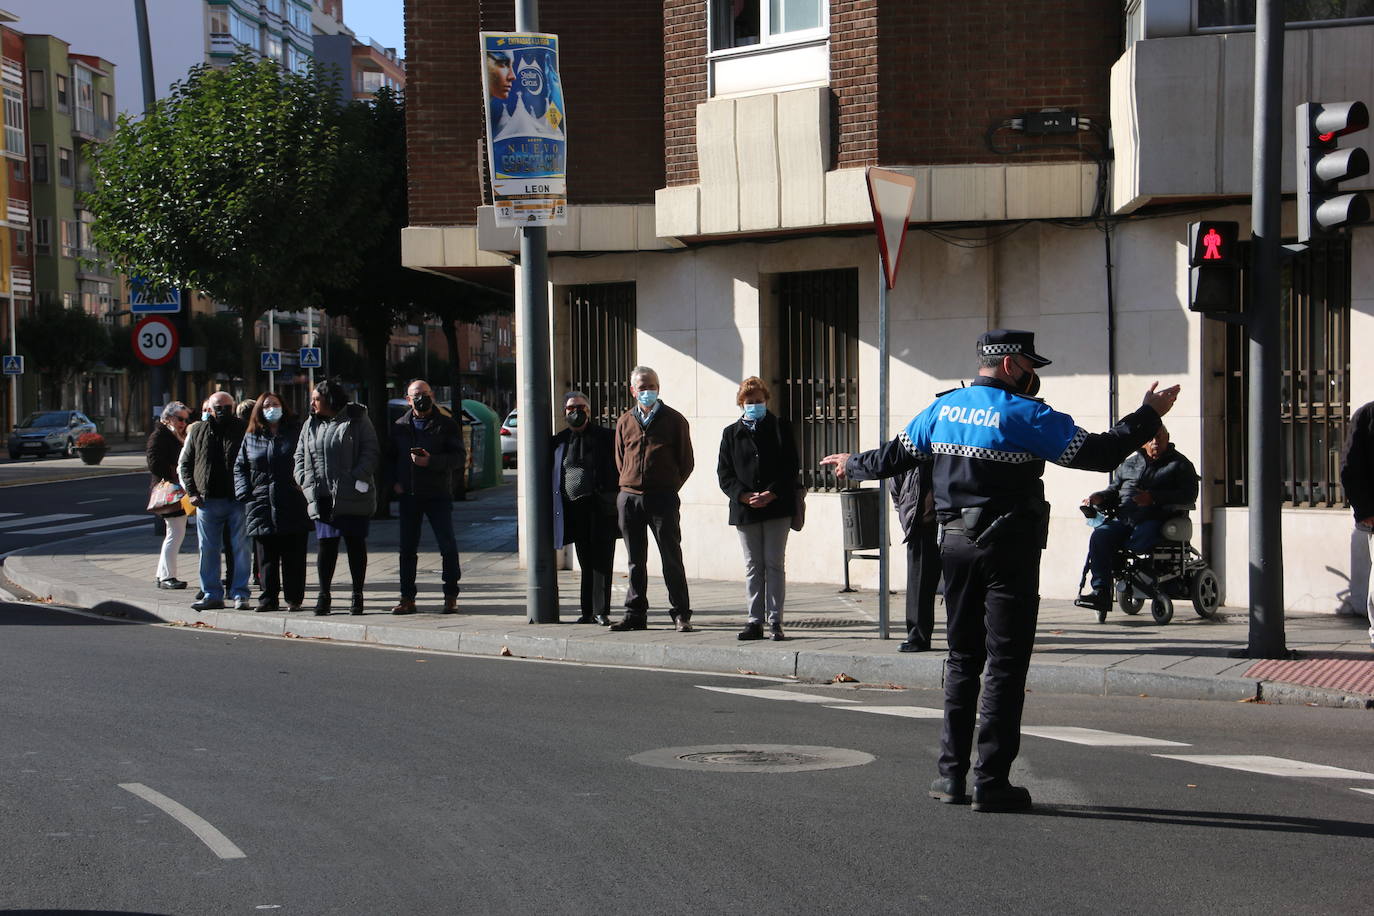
[717,376,799,641]
[146,401,192,589]
[234,392,311,612]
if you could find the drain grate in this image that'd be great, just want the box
[788,618,873,629]
[630,744,875,773]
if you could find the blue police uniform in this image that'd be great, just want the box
[901,329,1163,810]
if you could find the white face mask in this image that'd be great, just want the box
[263,407,283,423]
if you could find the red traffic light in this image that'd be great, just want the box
[1187,221,1239,268]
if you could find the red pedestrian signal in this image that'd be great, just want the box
[1187,221,1242,317]
[1187,220,1238,268]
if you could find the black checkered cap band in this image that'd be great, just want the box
[980,343,1025,356]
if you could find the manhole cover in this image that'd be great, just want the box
[629,744,875,773]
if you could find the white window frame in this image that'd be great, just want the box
[708,0,828,53]
[3,86,24,157]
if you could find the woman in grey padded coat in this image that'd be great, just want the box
[294,377,379,616]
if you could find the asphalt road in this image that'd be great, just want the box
[0,470,152,559]
[2,600,1371,915]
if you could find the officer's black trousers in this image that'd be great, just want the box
[937,530,1041,787]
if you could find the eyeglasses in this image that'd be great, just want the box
[170,416,188,424]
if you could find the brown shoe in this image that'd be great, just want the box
[442,596,458,614]
[391,599,417,615]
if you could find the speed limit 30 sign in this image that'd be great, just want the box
[132,316,179,366]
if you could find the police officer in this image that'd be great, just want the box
[897,329,1179,812]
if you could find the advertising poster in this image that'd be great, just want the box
[481,31,567,227]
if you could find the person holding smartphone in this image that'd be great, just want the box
[388,378,465,614]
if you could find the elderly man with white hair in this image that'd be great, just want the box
[179,390,251,611]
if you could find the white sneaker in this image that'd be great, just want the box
[233,596,249,610]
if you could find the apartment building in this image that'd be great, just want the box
[401,2,1374,612]
[0,12,31,433]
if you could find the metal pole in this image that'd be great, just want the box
[517,0,558,623]
[877,256,890,639]
[307,307,315,392]
[134,0,161,430]
[267,308,275,393]
[8,293,16,435]
[1245,0,1288,658]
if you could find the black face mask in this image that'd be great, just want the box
[212,405,233,421]
[412,395,433,414]
[567,408,588,429]
[1009,361,1040,398]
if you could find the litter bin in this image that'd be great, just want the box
[839,487,881,551]
[463,399,502,489]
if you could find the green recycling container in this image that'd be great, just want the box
[463,399,502,489]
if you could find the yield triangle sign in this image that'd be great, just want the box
[866,167,917,290]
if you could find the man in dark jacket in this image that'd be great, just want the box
[179,390,251,611]
[611,365,695,632]
[821,441,941,652]
[1075,426,1199,613]
[1339,399,1374,649]
[552,391,620,625]
[388,379,465,614]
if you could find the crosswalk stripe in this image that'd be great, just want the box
[1022,726,1189,747]
[697,686,858,704]
[1352,788,1374,797]
[830,705,944,719]
[1155,754,1374,779]
[0,512,19,519]
[0,513,86,530]
[10,514,150,536]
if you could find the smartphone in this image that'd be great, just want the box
[410,447,425,456]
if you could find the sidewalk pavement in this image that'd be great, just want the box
[4,480,1373,709]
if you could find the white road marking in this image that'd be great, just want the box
[1154,755,1374,780]
[1352,788,1374,797]
[11,515,150,536]
[119,783,246,859]
[77,498,111,505]
[830,704,944,719]
[697,686,859,704]
[0,513,86,530]
[0,512,19,518]
[1021,726,1190,747]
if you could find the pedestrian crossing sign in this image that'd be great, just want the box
[299,347,321,369]
[260,351,282,372]
[1,354,21,375]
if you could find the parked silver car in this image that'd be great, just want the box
[8,410,98,459]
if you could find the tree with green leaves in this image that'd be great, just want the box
[17,303,110,407]
[87,53,371,383]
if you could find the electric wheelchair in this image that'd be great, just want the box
[1077,503,1221,625]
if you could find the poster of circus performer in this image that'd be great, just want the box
[481,31,567,227]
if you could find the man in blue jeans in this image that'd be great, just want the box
[389,379,465,615]
[1075,426,1199,616]
[179,390,251,611]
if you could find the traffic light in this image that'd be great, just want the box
[1187,221,1242,316]
[1297,101,1370,243]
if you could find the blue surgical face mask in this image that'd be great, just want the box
[201,411,211,422]
[742,403,767,421]
[636,389,659,408]
[263,406,283,423]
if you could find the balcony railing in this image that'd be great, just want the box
[1,57,21,87]
[10,267,31,294]
[210,33,235,54]
[7,197,28,226]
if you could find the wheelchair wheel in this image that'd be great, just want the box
[1150,594,1174,625]
[1190,567,1220,619]
[1117,589,1143,616]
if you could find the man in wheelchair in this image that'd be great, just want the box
[1073,426,1199,614]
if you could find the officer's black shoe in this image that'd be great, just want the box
[574,614,597,624]
[899,641,931,653]
[971,782,1032,813]
[928,776,970,805]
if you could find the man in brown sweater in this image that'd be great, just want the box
[612,365,695,631]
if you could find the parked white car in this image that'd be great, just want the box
[500,410,517,468]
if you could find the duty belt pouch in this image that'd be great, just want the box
[959,507,984,534]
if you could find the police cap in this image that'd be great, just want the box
[977,329,1052,367]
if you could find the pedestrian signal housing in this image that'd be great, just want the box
[1297,100,1370,242]
[1187,221,1242,316]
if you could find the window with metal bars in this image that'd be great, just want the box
[1223,237,1351,507]
[567,282,637,427]
[775,268,859,492]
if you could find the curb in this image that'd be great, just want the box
[7,546,1370,709]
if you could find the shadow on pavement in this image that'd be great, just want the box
[0,603,143,626]
[1027,804,1374,839]
[2,911,173,915]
